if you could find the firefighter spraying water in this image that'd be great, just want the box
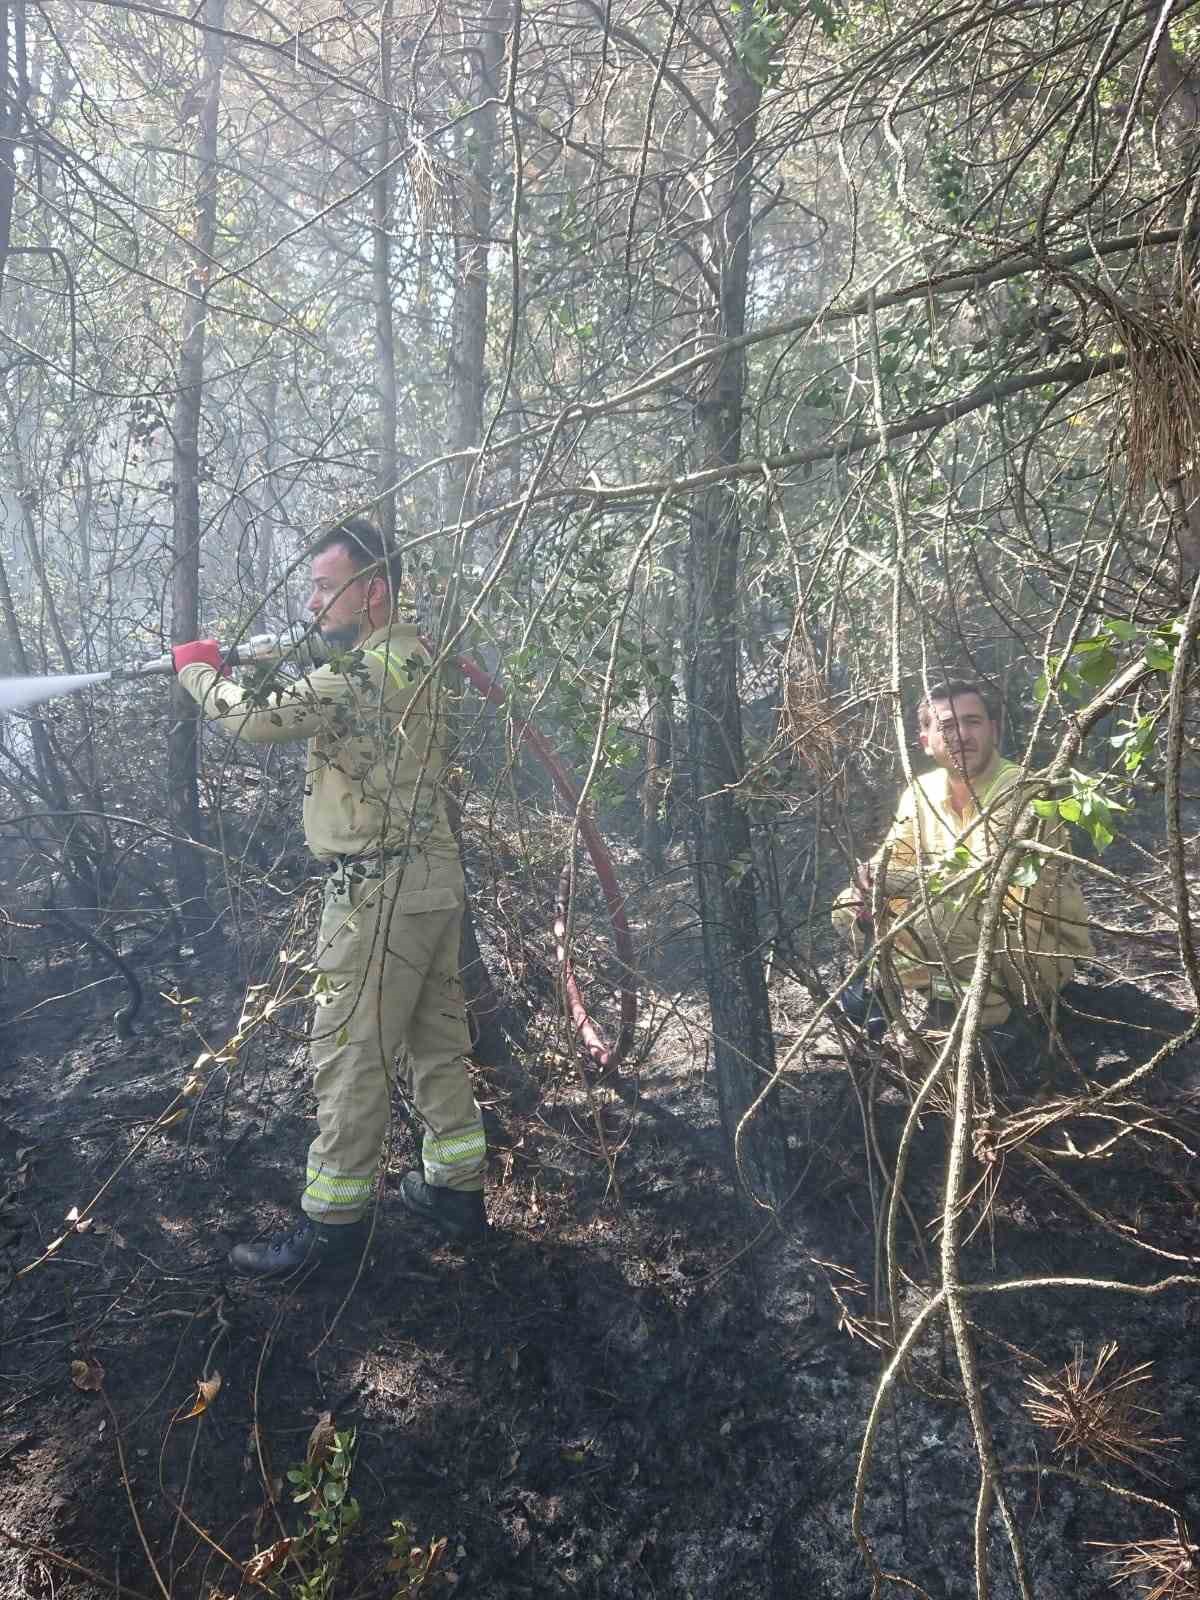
[0,631,306,717]
[0,519,636,1280]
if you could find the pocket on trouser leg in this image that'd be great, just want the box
[316,871,373,974]
[422,1120,486,1191]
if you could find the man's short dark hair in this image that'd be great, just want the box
[310,517,403,601]
[915,678,1001,730]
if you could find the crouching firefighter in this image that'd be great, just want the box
[174,517,487,1277]
[832,678,1092,1049]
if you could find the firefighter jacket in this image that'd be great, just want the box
[178,620,462,906]
[833,752,1092,1012]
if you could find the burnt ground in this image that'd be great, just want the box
[2,833,1200,1600]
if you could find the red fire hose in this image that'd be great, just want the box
[448,652,637,1073]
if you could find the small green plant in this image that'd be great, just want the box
[229,1424,450,1599]
[385,1520,448,1597]
[285,1426,362,1600]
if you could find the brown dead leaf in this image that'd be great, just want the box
[306,1411,336,1469]
[70,1358,104,1392]
[243,1538,292,1583]
[177,1373,222,1421]
[156,1107,188,1132]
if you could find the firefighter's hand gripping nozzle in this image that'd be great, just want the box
[112,628,308,682]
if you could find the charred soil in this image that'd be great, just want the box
[2,844,1200,1600]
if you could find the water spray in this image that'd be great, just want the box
[0,631,305,718]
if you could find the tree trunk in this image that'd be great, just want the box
[0,0,27,296]
[168,0,224,936]
[684,45,790,1210]
[237,375,279,621]
[442,1,511,1057]
[372,0,397,546]
[642,549,676,876]
[443,0,505,537]
[0,544,66,811]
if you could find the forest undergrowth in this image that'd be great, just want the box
[2,781,1200,1600]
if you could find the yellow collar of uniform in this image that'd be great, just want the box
[930,749,1013,818]
[361,619,418,651]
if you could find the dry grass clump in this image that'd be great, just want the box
[1102,1531,1200,1600]
[1022,1342,1176,1472]
[1118,280,1200,496]
[780,620,840,779]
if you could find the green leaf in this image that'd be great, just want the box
[808,0,843,37]
[1145,644,1175,672]
[1088,816,1115,850]
[1058,798,1082,822]
[1010,855,1042,888]
[1102,617,1137,641]
[1076,645,1116,686]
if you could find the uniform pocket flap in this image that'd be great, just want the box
[396,887,462,915]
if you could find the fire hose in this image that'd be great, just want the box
[447,650,637,1072]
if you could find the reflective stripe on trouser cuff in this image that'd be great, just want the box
[303,1166,375,1213]
[422,1122,486,1187]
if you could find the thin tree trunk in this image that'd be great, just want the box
[237,375,279,622]
[0,545,65,811]
[442,1,511,1057]
[168,0,224,935]
[642,552,676,875]
[443,0,505,536]
[372,0,397,545]
[253,376,279,597]
[0,0,27,296]
[684,45,790,1209]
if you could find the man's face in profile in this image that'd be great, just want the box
[306,544,373,652]
[919,693,998,780]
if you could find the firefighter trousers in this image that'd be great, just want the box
[301,865,486,1224]
[886,900,1077,1027]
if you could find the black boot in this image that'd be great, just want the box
[228,1216,367,1279]
[839,978,888,1041]
[981,1012,1048,1079]
[399,1173,488,1244]
[923,998,959,1032]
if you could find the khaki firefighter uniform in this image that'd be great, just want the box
[179,620,486,1221]
[833,753,1092,1026]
